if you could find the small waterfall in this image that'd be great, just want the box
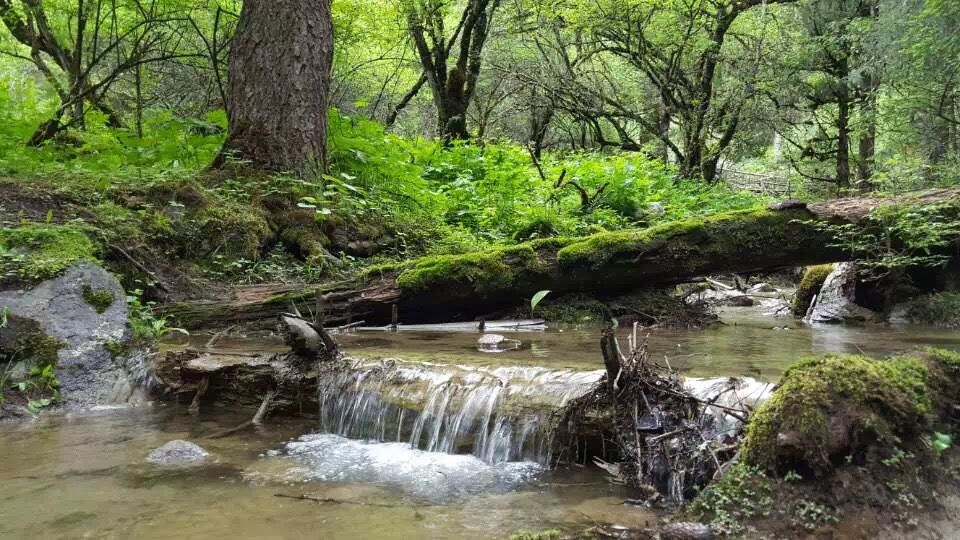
[317,358,603,464]
[317,357,773,467]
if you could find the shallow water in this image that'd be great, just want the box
[0,407,649,539]
[336,307,960,381]
[2,308,957,538]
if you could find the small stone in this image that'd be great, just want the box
[147,440,209,466]
[659,521,713,540]
[476,333,521,353]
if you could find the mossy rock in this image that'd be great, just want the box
[0,316,63,368]
[0,223,99,286]
[740,351,959,475]
[792,264,834,316]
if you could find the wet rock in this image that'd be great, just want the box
[346,240,378,257]
[658,522,713,540]
[146,440,209,466]
[476,333,521,353]
[646,202,666,217]
[0,261,133,409]
[749,282,778,294]
[721,295,755,307]
[804,263,880,324]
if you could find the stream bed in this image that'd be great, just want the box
[1,307,958,539]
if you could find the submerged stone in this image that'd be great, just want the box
[147,440,210,466]
[476,333,522,353]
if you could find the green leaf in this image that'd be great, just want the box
[933,431,952,454]
[530,290,551,312]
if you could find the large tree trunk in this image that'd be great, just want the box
[161,188,960,329]
[215,0,333,171]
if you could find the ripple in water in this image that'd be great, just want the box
[283,433,544,502]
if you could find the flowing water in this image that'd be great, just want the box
[1,306,958,539]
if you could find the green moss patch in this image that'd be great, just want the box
[82,285,114,314]
[555,207,799,268]
[741,353,934,474]
[395,244,543,295]
[793,264,834,315]
[0,223,99,285]
[687,463,775,536]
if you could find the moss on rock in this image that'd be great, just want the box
[82,285,115,314]
[740,353,937,474]
[0,223,99,285]
[793,264,835,316]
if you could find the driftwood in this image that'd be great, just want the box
[555,326,753,504]
[161,188,960,329]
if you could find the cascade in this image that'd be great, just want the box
[316,357,772,465]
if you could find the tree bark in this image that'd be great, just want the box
[161,188,960,329]
[215,0,334,171]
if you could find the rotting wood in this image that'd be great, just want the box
[160,188,960,329]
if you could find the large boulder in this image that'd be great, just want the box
[804,263,881,324]
[0,261,139,409]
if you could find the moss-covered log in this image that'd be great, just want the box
[162,188,960,328]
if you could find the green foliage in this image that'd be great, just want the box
[932,432,953,455]
[804,201,960,279]
[530,290,551,313]
[127,291,185,340]
[688,463,775,536]
[1,325,63,409]
[0,223,98,285]
[902,292,960,328]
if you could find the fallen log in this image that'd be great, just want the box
[161,188,960,328]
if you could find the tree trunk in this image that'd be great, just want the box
[161,188,960,329]
[215,0,333,171]
[836,84,851,192]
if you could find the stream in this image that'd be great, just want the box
[1,306,958,539]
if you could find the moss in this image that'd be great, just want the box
[15,329,63,367]
[687,463,775,536]
[793,264,835,315]
[103,340,128,358]
[902,292,960,328]
[928,347,960,370]
[279,224,331,258]
[82,285,115,314]
[741,354,933,474]
[358,260,411,281]
[395,244,543,295]
[555,207,788,268]
[0,223,99,285]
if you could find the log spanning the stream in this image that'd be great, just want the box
[162,188,959,328]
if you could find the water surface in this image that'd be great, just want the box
[2,308,957,538]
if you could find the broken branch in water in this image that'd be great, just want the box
[273,493,425,508]
[554,331,757,503]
